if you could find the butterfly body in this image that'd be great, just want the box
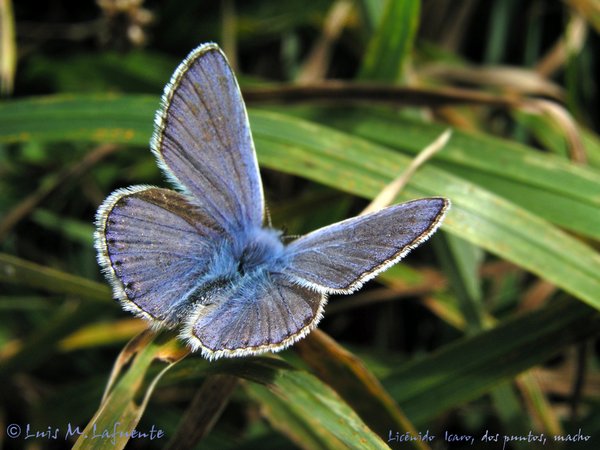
[233,226,287,275]
[95,43,450,360]
[180,226,289,319]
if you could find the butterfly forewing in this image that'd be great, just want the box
[284,198,450,294]
[152,43,264,235]
[95,186,224,324]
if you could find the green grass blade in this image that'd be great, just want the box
[432,234,484,332]
[245,381,347,450]
[220,359,390,449]
[0,97,599,310]
[356,0,386,33]
[489,383,534,448]
[358,0,420,81]
[305,108,600,241]
[138,354,392,448]
[0,95,155,146]
[295,330,429,450]
[0,253,110,302]
[73,332,188,449]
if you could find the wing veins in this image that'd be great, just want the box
[162,130,236,222]
[197,60,253,224]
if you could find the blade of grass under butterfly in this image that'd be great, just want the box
[73,331,188,450]
[212,358,390,449]
[295,329,430,450]
[157,357,393,449]
[165,319,584,447]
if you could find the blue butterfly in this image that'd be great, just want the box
[95,43,450,360]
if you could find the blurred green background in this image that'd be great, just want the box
[1,0,599,449]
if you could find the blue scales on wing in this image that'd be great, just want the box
[96,186,224,325]
[184,271,324,359]
[284,198,450,294]
[151,43,264,235]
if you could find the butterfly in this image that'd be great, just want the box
[94,42,450,360]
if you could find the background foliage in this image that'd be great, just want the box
[1,0,599,449]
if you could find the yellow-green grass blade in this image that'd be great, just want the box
[214,358,390,449]
[73,331,188,450]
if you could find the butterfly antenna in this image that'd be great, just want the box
[277,224,299,241]
[282,228,302,241]
[265,205,273,228]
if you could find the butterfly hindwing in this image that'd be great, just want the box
[182,272,325,359]
[95,186,224,324]
[152,43,264,235]
[284,198,450,294]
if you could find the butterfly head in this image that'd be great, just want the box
[236,227,286,276]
